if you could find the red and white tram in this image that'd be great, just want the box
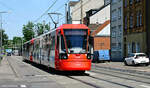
[23,24,92,72]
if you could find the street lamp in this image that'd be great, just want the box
[0,11,9,54]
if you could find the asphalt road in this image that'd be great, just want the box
[0,56,150,88]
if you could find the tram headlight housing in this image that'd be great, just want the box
[59,53,68,59]
[87,53,91,59]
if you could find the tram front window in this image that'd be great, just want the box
[62,29,88,54]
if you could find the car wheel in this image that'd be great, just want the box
[132,61,135,66]
[124,61,128,66]
[145,63,149,66]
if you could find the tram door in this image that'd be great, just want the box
[55,31,60,69]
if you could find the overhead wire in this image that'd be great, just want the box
[35,0,70,28]
[34,0,59,22]
[0,1,13,11]
[55,0,70,11]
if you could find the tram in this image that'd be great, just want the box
[23,24,92,72]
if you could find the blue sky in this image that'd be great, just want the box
[0,0,77,39]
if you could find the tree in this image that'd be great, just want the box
[36,23,44,36]
[45,24,50,32]
[36,23,50,36]
[22,21,35,42]
[1,30,8,46]
[13,37,22,46]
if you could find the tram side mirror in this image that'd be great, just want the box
[87,53,92,59]
[59,53,68,59]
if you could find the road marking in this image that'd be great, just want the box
[140,85,150,88]
[20,85,27,88]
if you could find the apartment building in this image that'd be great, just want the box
[70,0,104,24]
[110,0,123,61]
[123,0,150,57]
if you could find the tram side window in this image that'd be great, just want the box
[61,35,65,53]
[52,36,55,50]
[57,36,59,49]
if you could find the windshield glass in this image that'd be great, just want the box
[136,54,146,57]
[63,29,88,54]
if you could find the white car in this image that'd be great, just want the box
[124,53,149,66]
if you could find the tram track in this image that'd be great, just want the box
[18,57,102,88]
[93,64,150,76]
[13,56,150,88]
[90,70,150,84]
[67,76,103,88]
[18,57,144,87]
[87,75,134,88]
[93,65,150,80]
[66,74,135,88]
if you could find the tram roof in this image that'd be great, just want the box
[23,24,89,45]
[57,24,89,29]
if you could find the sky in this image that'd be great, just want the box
[0,0,78,40]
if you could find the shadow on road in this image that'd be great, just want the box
[23,60,90,76]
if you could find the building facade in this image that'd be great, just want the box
[68,1,79,24]
[70,0,104,24]
[110,0,123,61]
[123,0,150,57]
[92,20,110,51]
[90,4,110,25]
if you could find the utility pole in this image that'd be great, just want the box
[0,11,8,54]
[81,0,83,24]
[65,3,68,24]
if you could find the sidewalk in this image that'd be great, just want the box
[0,57,16,80]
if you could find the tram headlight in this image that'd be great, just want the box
[87,53,91,59]
[59,53,68,59]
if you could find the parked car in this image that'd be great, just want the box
[7,52,11,56]
[124,53,149,66]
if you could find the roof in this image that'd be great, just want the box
[91,20,110,37]
[69,1,79,6]
[88,24,101,32]
[57,24,89,29]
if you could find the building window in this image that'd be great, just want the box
[118,25,122,37]
[139,12,142,26]
[125,16,127,30]
[129,0,133,5]
[132,42,136,53]
[136,11,140,27]
[111,43,117,50]
[118,7,122,19]
[112,26,117,38]
[136,0,141,3]
[129,14,133,29]
[124,0,128,7]
[136,43,140,53]
[119,25,122,31]
[112,0,117,4]
[128,43,132,54]
[105,0,110,5]
[118,43,121,49]
[111,10,117,21]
